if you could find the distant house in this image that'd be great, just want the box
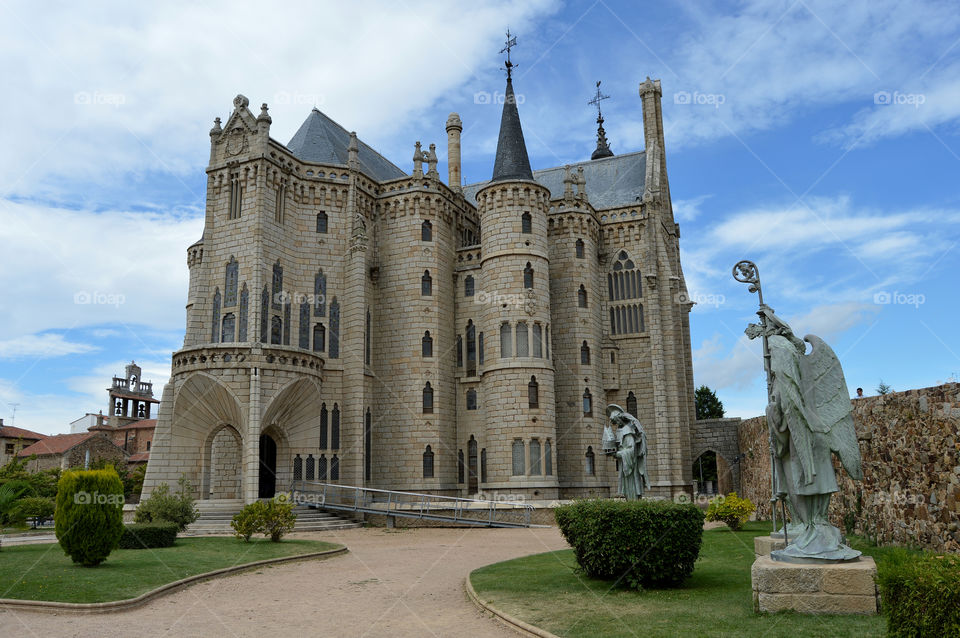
[18,432,129,472]
[0,418,48,466]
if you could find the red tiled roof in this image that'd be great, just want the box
[0,425,48,441]
[19,433,96,456]
[116,419,157,431]
[128,452,150,462]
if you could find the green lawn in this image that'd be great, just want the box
[471,522,891,638]
[0,537,341,603]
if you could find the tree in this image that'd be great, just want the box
[876,380,893,395]
[695,385,725,420]
[55,469,124,566]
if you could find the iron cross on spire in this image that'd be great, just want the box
[588,80,610,122]
[501,28,518,79]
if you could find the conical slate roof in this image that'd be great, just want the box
[286,108,406,182]
[491,78,533,182]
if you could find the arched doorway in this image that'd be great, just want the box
[692,450,718,496]
[259,433,278,498]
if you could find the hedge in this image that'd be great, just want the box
[55,469,125,566]
[555,498,705,589]
[877,548,960,637]
[118,523,178,549]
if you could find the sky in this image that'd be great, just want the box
[0,0,958,434]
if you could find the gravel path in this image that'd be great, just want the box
[2,525,568,637]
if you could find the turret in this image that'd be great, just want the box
[445,113,462,191]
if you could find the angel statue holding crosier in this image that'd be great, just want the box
[736,258,864,563]
[603,405,649,500]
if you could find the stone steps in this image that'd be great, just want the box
[183,503,359,536]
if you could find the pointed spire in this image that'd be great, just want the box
[491,77,533,181]
[589,81,613,160]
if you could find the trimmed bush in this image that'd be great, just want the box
[55,469,125,566]
[877,549,960,637]
[231,502,265,542]
[231,496,297,542]
[118,523,178,549]
[555,499,705,589]
[134,476,199,531]
[705,492,756,531]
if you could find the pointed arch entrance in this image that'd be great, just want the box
[259,433,278,498]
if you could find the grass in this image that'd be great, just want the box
[471,521,893,638]
[0,537,340,603]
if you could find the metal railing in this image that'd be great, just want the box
[289,481,535,528]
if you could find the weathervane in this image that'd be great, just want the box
[589,80,614,159]
[501,28,518,79]
[588,80,610,122]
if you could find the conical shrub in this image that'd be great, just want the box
[55,469,125,566]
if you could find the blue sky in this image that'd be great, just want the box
[1,0,958,434]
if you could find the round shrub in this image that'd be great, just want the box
[705,492,756,531]
[134,477,199,532]
[118,523,178,549]
[231,501,266,542]
[55,469,125,566]
[555,498,705,589]
[230,496,297,542]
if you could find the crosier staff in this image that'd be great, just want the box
[732,260,786,538]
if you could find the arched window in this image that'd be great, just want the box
[260,285,269,343]
[421,219,432,241]
[422,382,434,413]
[330,454,339,480]
[466,320,476,375]
[224,257,238,307]
[516,322,529,357]
[609,250,642,335]
[523,262,534,289]
[283,299,291,345]
[318,454,327,481]
[512,439,525,476]
[583,388,593,416]
[319,403,328,449]
[306,454,315,481]
[221,313,235,343]
[229,172,242,219]
[239,285,248,341]
[478,332,484,365]
[423,445,434,478]
[299,302,310,349]
[364,408,372,481]
[580,341,591,365]
[544,440,553,475]
[481,448,487,482]
[466,388,477,410]
[530,439,541,475]
[528,376,539,408]
[575,238,585,258]
[329,298,340,358]
[211,289,221,342]
[627,391,638,417]
[456,335,463,367]
[500,323,512,358]
[313,323,325,352]
[316,211,328,233]
[464,275,474,297]
[293,454,303,480]
[458,450,465,483]
[270,315,282,344]
[271,261,283,309]
[422,331,433,357]
[421,270,432,296]
[331,403,340,449]
[521,211,532,234]
[314,270,326,316]
[365,308,371,366]
[532,323,542,358]
[578,284,588,308]
[586,446,595,476]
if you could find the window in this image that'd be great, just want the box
[611,304,645,336]
[5,443,14,455]
[578,284,588,308]
[478,332,484,365]
[239,285,248,341]
[271,315,282,344]
[521,211,532,233]
[516,322,529,357]
[229,172,242,219]
[466,320,476,375]
[422,331,433,357]
[530,439,541,475]
[299,303,310,349]
[260,286,269,343]
[456,335,463,367]
[500,323,512,358]
[581,341,591,365]
[224,257,238,307]
[586,446,595,476]
[271,261,283,309]
[422,382,434,413]
[330,454,339,480]
[329,299,340,358]
[532,323,542,358]
[318,454,328,480]
[609,251,644,335]
[306,454,315,481]
[316,211,328,233]
[458,450,465,483]
[293,454,303,481]
[421,270,432,296]
[583,388,593,416]
[211,289,221,342]
[314,270,326,316]
[575,238,585,258]
[331,404,340,449]
[544,440,552,475]
[146,441,151,451]
[221,313,236,343]
[545,325,550,359]
[464,275,474,297]
[283,301,291,345]
[319,403,328,448]
[512,439,525,475]
[421,219,432,241]
[627,391,638,417]
[313,323,325,352]
[423,445,434,478]
[365,308,371,366]
[275,182,286,223]
[528,376,539,408]
[364,409,372,481]
[481,448,487,482]
[523,263,534,289]
[466,389,477,410]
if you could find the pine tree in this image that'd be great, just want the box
[695,385,724,420]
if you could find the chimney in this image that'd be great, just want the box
[445,113,462,192]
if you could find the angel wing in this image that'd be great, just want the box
[802,335,863,480]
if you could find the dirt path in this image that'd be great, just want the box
[2,526,567,637]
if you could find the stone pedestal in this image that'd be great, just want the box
[754,535,786,557]
[751,555,879,615]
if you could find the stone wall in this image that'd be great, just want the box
[738,383,960,552]
[690,417,742,494]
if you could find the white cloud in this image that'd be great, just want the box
[673,194,711,222]
[693,333,765,393]
[0,333,97,359]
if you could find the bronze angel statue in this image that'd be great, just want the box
[603,404,649,500]
[749,305,863,562]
